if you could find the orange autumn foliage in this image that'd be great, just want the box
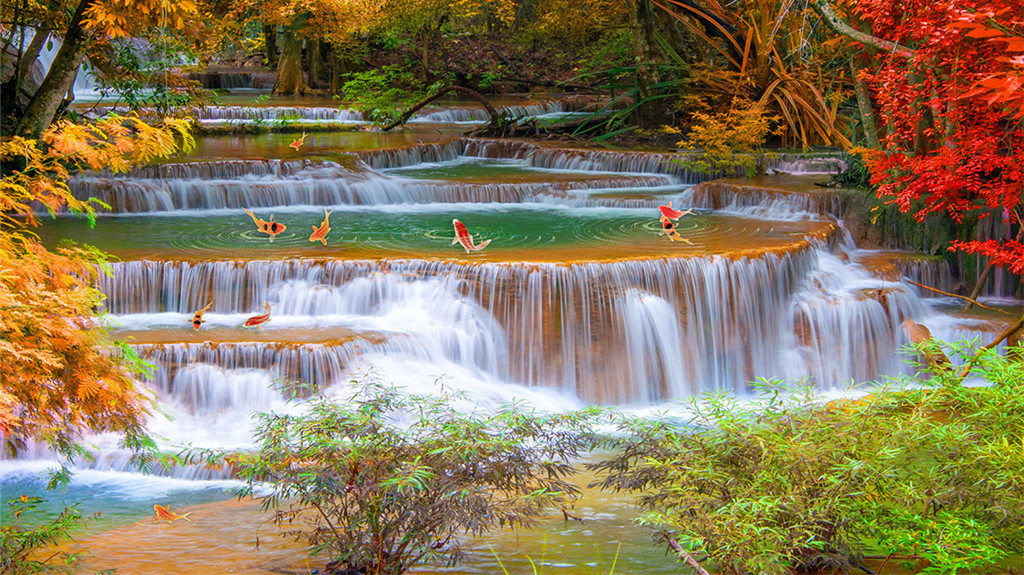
[0,115,193,455]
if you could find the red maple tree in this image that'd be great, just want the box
[853,0,1024,275]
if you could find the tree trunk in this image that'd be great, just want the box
[627,0,664,129]
[307,39,322,89]
[264,25,278,68]
[330,48,343,95]
[418,30,430,82]
[16,29,49,86]
[16,0,97,139]
[273,27,308,96]
[850,60,879,148]
[811,0,916,59]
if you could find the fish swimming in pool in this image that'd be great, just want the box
[153,504,192,523]
[191,302,213,330]
[244,208,286,242]
[452,219,491,253]
[243,302,272,328]
[309,207,333,246]
[289,131,307,151]
[658,201,693,222]
[660,219,693,244]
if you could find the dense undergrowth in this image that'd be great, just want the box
[593,344,1024,574]
[207,344,1024,575]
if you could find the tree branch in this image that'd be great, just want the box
[956,312,1024,380]
[665,537,711,575]
[382,85,500,131]
[811,0,917,59]
[903,280,1012,315]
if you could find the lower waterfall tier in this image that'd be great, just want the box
[93,246,964,406]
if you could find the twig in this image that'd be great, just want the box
[665,537,711,575]
[956,312,1024,380]
[964,223,1023,312]
[903,280,1012,315]
[561,507,584,523]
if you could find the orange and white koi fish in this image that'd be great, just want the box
[153,504,192,523]
[660,219,694,245]
[289,131,307,151]
[309,207,333,246]
[658,201,693,222]
[243,302,272,328]
[191,302,213,331]
[452,219,491,253]
[244,208,287,242]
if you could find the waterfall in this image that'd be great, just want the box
[21,129,1017,488]
[97,247,832,404]
[71,168,675,213]
[687,181,844,218]
[791,252,926,388]
[408,101,576,123]
[616,291,690,402]
[196,106,364,123]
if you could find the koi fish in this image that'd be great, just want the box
[452,219,491,253]
[658,201,693,221]
[289,131,307,151]
[309,207,333,246]
[153,504,192,523]
[244,208,286,242]
[191,302,213,331]
[660,219,694,245]
[243,302,272,328]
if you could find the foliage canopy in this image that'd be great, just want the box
[0,114,193,457]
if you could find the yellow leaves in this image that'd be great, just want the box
[84,0,200,37]
[533,0,626,40]
[2,116,190,456]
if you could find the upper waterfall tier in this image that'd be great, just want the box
[68,138,846,214]
[190,100,587,125]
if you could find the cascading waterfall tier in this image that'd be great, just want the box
[99,245,924,405]
[68,138,851,217]
[197,106,364,123]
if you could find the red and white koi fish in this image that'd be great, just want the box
[244,208,286,242]
[289,131,307,151]
[191,302,213,331]
[452,219,491,253]
[153,504,192,523]
[658,201,694,221]
[309,207,333,246]
[243,302,272,328]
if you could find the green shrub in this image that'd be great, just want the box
[0,496,96,574]
[340,66,440,125]
[238,379,598,575]
[590,343,1024,575]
